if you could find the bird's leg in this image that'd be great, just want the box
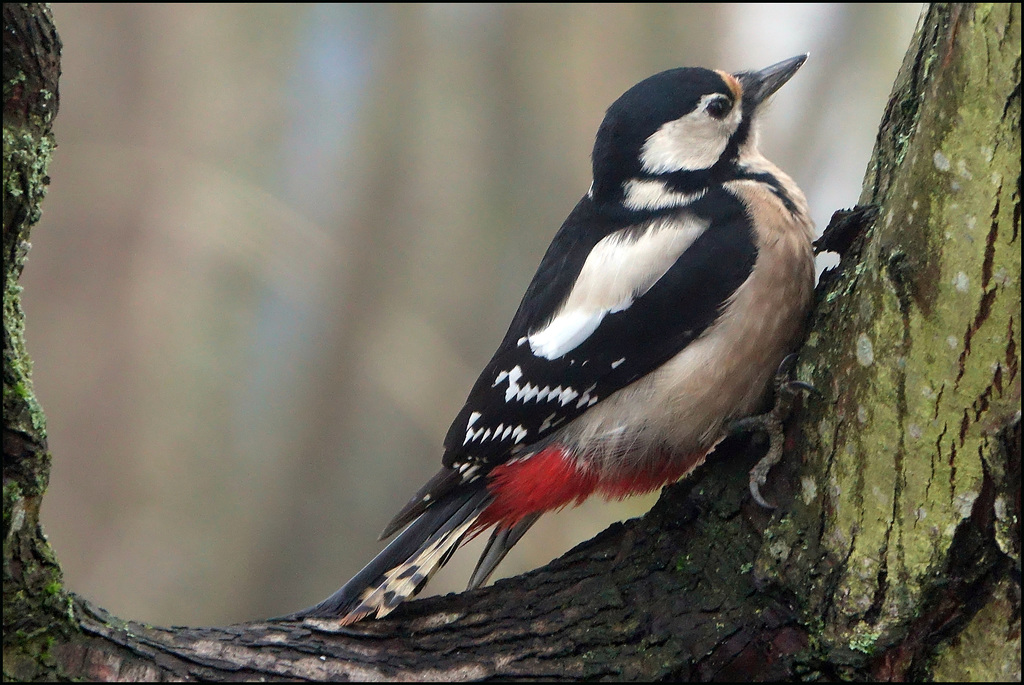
[728,354,817,508]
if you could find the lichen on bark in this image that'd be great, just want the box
[758,3,1021,673]
[3,3,72,681]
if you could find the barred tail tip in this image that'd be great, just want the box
[284,446,706,624]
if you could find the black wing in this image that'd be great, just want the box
[442,186,758,469]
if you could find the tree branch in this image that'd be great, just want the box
[55,445,807,680]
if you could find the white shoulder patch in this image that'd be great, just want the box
[526,310,605,360]
[527,217,708,360]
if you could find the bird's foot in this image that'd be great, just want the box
[728,354,818,508]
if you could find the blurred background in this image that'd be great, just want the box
[24,3,921,625]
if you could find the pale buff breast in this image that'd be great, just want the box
[557,164,814,476]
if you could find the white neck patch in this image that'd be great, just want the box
[622,179,706,211]
[639,93,743,174]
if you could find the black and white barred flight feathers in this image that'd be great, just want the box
[281,55,815,624]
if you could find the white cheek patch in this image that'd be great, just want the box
[527,217,709,360]
[640,95,743,174]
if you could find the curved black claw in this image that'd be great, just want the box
[785,380,820,396]
[776,353,799,378]
[774,354,819,397]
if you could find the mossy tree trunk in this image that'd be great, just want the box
[764,3,1020,678]
[3,3,69,680]
[3,3,1019,681]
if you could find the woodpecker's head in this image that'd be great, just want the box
[590,54,807,204]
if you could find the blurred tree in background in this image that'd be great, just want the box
[24,4,921,625]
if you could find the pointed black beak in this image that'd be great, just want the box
[737,54,808,107]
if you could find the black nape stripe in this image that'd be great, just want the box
[639,162,800,217]
[734,170,800,215]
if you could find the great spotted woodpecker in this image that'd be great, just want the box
[288,55,815,624]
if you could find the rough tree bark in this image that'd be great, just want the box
[3,3,1020,681]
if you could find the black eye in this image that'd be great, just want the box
[705,95,732,119]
